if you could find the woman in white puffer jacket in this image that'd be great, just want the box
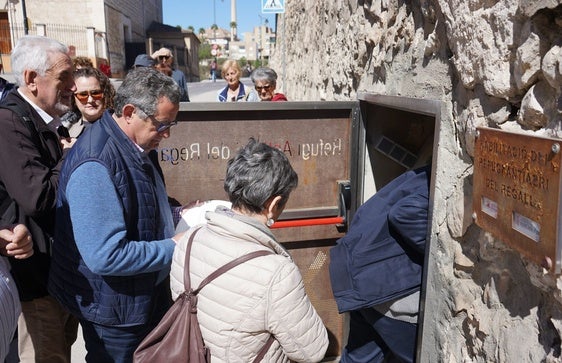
[170,138,329,362]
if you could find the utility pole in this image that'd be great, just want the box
[21,0,29,35]
[258,14,264,62]
[213,0,216,42]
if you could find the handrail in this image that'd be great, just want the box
[270,217,345,229]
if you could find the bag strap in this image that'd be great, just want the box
[1,102,41,146]
[183,227,276,362]
[183,227,274,293]
[252,335,275,363]
[0,101,52,162]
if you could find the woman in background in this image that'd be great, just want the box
[216,60,250,102]
[247,67,287,101]
[63,67,115,138]
[170,138,328,362]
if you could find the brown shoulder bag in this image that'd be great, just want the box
[133,228,275,362]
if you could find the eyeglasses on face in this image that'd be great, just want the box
[158,55,170,61]
[74,89,103,103]
[255,85,272,92]
[147,115,178,133]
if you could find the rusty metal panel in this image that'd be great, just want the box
[473,127,562,272]
[157,102,360,360]
[286,241,343,359]
[157,104,357,242]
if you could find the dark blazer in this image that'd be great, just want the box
[0,91,66,300]
[329,166,430,313]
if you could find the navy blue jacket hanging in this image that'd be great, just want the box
[329,166,430,313]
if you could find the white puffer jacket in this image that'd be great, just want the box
[170,208,329,362]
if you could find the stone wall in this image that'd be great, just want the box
[270,0,562,361]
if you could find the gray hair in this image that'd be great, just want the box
[250,67,278,85]
[11,36,69,87]
[224,138,298,214]
[114,67,181,117]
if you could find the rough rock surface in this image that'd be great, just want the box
[270,0,562,361]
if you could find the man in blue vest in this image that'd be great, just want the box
[330,165,431,363]
[49,68,187,363]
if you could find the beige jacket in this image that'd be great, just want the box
[171,208,329,362]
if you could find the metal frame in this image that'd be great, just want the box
[357,93,443,362]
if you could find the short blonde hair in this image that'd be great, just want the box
[221,59,241,79]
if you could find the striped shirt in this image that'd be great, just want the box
[0,257,19,361]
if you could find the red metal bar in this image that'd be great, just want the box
[270,217,345,229]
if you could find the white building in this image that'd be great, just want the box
[0,0,199,78]
[228,24,275,61]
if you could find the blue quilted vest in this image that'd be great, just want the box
[49,110,169,326]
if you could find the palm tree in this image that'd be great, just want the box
[198,27,206,40]
[230,21,237,41]
[187,25,195,32]
[211,24,218,42]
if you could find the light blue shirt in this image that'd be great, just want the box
[66,161,175,283]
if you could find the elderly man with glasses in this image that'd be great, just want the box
[49,67,186,363]
[151,47,190,102]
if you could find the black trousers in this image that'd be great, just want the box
[341,308,418,363]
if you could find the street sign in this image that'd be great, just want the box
[262,0,285,14]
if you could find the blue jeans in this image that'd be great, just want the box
[341,309,418,363]
[80,320,157,363]
[79,281,170,363]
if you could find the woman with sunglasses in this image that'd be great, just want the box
[64,67,115,138]
[247,67,287,102]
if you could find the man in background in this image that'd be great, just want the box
[132,54,155,69]
[152,47,190,102]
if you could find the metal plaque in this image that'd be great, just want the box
[473,127,562,272]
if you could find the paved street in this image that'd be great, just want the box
[0,73,254,103]
[187,77,254,102]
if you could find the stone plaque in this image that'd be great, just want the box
[473,127,562,272]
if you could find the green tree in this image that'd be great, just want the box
[199,43,212,60]
[187,26,195,32]
[230,21,237,29]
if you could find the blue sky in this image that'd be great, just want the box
[162,0,276,38]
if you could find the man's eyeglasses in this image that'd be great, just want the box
[148,115,178,133]
[74,89,103,103]
[255,85,272,92]
[158,55,170,62]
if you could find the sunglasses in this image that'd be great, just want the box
[74,89,103,103]
[255,85,272,92]
[148,115,178,133]
[158,55,170,61]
